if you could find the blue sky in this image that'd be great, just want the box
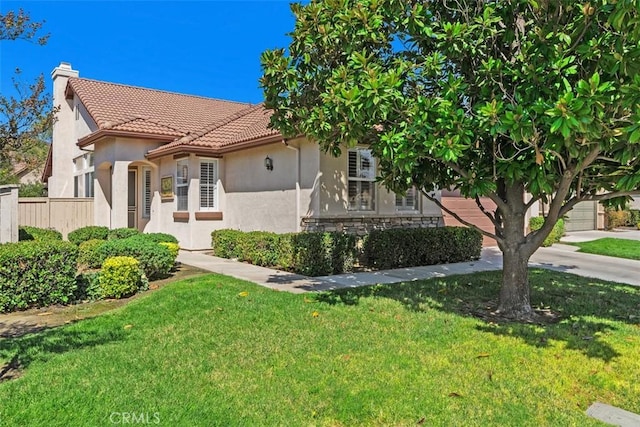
[1,1,297,103]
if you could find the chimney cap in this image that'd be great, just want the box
[51,62,79,79]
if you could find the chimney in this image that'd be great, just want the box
[51,62,78,81]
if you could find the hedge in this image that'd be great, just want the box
[18,226,63,242]
[363,227,482,270]
[0,241,79,312]
[96,235,175,279]
[529,217,565,247]
[68,226,109,245]
[143,233,179,244]
[211,229,356,276]
[78,239,107,270]
[211,228,480,276]
[107,227,141,240]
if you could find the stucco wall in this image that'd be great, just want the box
[317,148,442,218]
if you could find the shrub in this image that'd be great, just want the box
[529,217,565,247]
[75,271,101,301]
[605,207,631,229]
[211,229,245,258]
[99,256,148,299]
[143,233,179,244]
[159,242,180,260]
[107,227,141,240]
[68,226,109,245]
[96,236,173,279]
[18,226,62,242]
[363,227,482,270]
[78,239,106,270]
[18,182,47,197]
[0,241,78,312]
[289,232,357,276]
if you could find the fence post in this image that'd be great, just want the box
[0,185,19,243]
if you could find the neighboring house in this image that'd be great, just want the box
[44,63,443,250]
[14,162,43,185]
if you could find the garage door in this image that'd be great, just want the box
[564,201,597,231]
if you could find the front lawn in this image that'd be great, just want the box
[570,237,640,260]
[1,270,639,426]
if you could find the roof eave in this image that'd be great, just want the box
[78,129,177,148]
[145,134,284,160]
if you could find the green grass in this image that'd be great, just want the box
[1,270,639,426]
[570,237,640,260]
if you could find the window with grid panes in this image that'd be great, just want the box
[347,149,376,211]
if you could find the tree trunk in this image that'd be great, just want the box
[495,181,534,320]
[498,248,533,319]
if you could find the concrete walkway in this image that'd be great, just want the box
[560,228,640,243]
[178,231,640,293]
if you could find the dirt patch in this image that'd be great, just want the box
[0,263,209,339]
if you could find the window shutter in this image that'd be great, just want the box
[143,168,151,217]
[199,161,217,209]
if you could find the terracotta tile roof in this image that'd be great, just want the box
[146,103,280,158]
[67,77,261,138]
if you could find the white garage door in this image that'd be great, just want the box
[564,201,597,231]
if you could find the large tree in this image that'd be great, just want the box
[0,9,54,184]
[261,0,640,319]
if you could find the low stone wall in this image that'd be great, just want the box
[301,215,443,235]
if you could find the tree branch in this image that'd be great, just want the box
[421,189,503,244]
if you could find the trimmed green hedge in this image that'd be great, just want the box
[529,217,565,247]
[78,239,107,270]
[107,228,141,240]
[211,229,356,276]
[0,241,79,312]
[143,233,179,244]
[18,226,62,242]
[68,226,109,245]
[211,227,479,276]
[363,227,482,270]
[96,235,175,279]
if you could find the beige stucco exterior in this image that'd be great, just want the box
[47,63,445,250]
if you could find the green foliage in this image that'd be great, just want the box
[96,236,174,279]
[211,229,356,276]
[18,181,47,197]
[529,217,565,247]
[211,229,245,259]
[98,256,148,299]
[77,239,106,270]
[107,227,141,240]
[68,226,109,245]
[18,226,62,242]
[159,242,179,262]
[0,240,78,312]
[143,232,178,244]
[363,227,482,270]
[74,271,101,301]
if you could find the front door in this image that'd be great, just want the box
[128,170,137,228]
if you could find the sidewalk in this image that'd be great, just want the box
[178,240,640,292]
[177,248,504,293]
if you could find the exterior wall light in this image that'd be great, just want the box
[265,155,273,171]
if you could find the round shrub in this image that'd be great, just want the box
[159,242,179,260]
[143,233,178,244]
[99,256,148,299]
[0,240,78,312]
[96,236,174,279]
[108,227,141,240]
[68,226,109,245]
[18,226,62,242]
[78,239,106,270]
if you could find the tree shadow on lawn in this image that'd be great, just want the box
[0,321,126,382]
[315,269,640,362]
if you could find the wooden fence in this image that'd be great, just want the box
[19,198,94,238]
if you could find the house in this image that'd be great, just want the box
[44,63,443,250]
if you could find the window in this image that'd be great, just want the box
[73,176,79,197]
[75,103,79,120]
[396,187,419,211]
[142,167,151,218]
[84,171,94,197]
[348,149,376,211]
[199,160,218,210]
[176,159,189,211]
